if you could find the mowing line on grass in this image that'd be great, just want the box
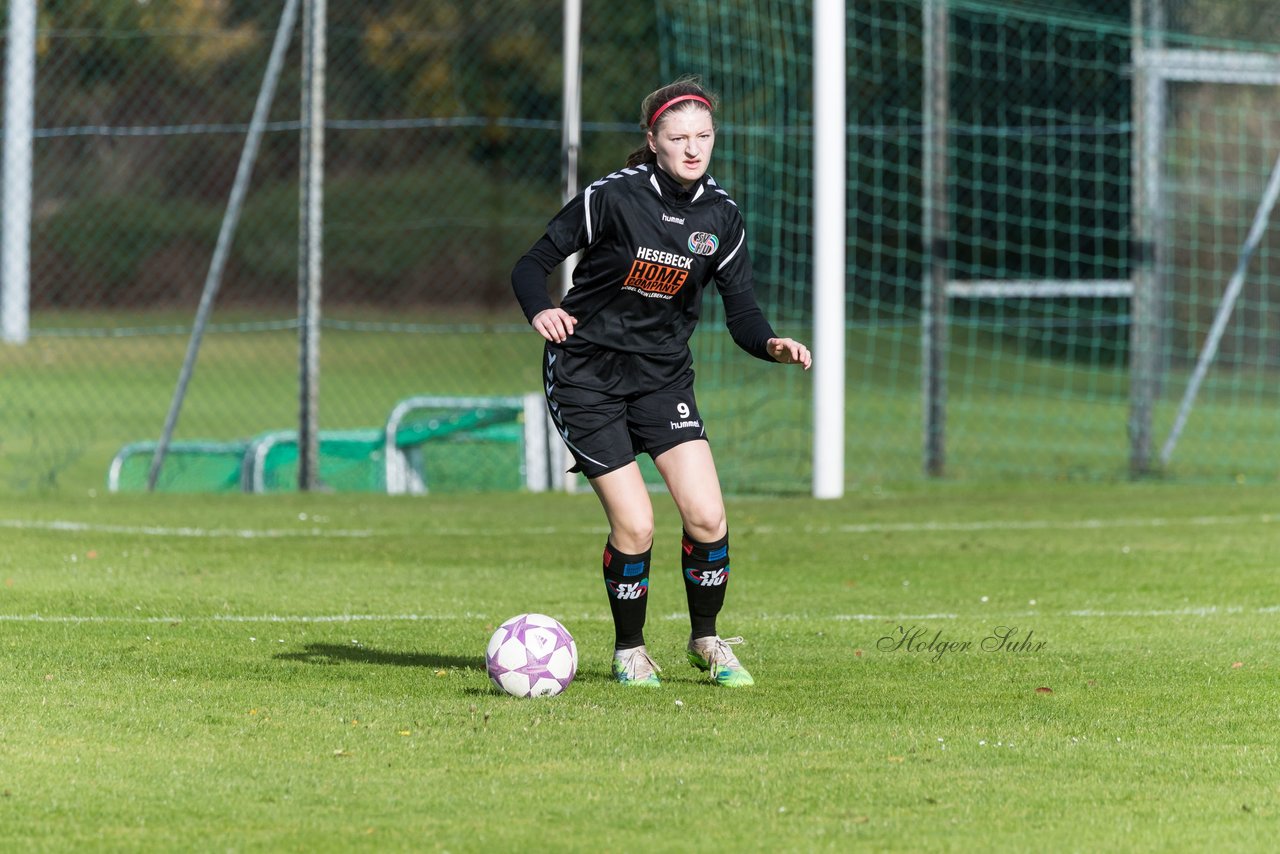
[0,606,1275,624]
[2,512,1276,541]
[0,519,373,538]
[836,606,1266,620]
[394,512,1280,537]
[0,613,477,624]
[381,514,1280,535]
[812,513,1280,535]
[429,512,1277,537]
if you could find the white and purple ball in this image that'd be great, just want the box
[486,613,578,697]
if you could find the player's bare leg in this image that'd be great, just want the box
[652,440,726,543]
[589,462,655,553]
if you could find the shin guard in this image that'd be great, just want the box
[681,530,730,640]
[602,541,651,650]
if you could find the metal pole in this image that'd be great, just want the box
[561,0,582,301]
[922,0,950,477]
[1128,0,1163,477]
[812,0,846,499]
[147,0,301,491]
[298,0,326,491]
[2,0,37,345]
[1160,150,1280,466]
[558,0,583,494]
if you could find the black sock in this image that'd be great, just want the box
[681,530,730,640]
[602,540,651,650]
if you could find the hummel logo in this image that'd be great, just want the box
[662,213,686,225]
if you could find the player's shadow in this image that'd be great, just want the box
[275,642,480,671]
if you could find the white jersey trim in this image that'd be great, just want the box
[587,164,649,244]
[717,229,746,270]
[584,185,597,243]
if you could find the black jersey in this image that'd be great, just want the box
[514,164,775,364]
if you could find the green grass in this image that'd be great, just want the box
[0,321,547,494]
[0,482,1276,850]
[6,316,1280,497]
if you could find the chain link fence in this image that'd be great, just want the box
[1,0,663,493]
[2,0,1279,495]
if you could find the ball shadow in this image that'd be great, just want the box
[275,642,481,671]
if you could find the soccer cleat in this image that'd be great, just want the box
[612,645,663,687]
[687,635,755,687]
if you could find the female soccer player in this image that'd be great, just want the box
[510,78,811,688]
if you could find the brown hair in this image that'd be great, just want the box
[624,77,718,168]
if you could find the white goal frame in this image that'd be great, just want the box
[383,394,564,495]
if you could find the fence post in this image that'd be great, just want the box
[922,0,950,477]
[1128,0,1165,477]
[557,0,583,494]
[298,0,327,490]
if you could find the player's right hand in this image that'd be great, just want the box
[531,308,577,343]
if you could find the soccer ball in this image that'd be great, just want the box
[485,613,578,697]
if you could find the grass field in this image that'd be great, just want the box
[0,481,1276,851]
[5,314,1280,498]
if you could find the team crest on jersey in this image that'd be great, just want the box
[688,232,719,256]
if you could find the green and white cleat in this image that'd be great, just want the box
[687,635,755,687]
[612,645,663,687]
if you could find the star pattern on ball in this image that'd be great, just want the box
[486,614,578,697]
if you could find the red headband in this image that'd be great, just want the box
[648,94,712,129]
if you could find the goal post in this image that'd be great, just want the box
[1,0,36,345]
[812,0,846,499]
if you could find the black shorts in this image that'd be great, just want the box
[543,342,708,479]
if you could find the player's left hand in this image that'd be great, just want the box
[767,337,812,370]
